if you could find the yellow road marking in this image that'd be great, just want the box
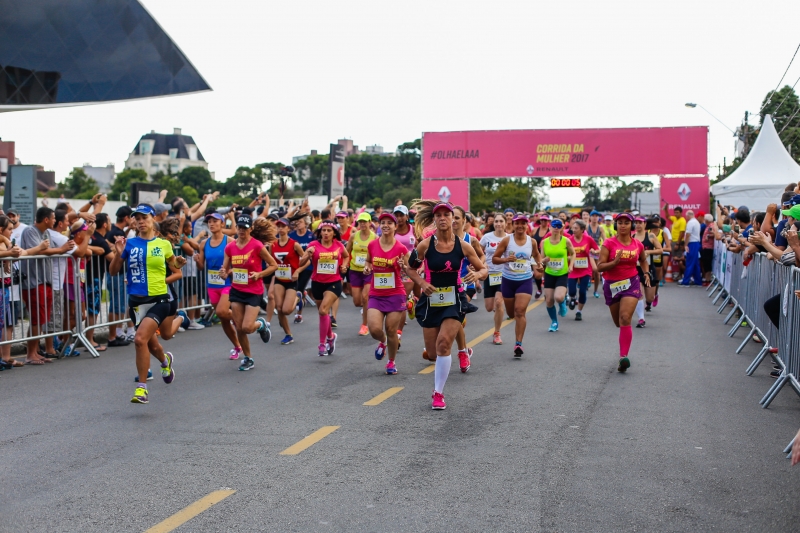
[280,426,340,455]
[418,300,544,374]
[144,490,236,533]
[363,386,404,406]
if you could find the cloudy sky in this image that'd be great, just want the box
[3,0,800,206]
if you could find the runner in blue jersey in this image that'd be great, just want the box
[289,214,314,323]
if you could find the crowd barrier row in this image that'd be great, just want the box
[0,252,214,359]
[707,242,800,456]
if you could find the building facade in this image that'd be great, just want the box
[125,128,208,177]
[82,164,116,193]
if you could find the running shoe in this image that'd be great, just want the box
[134,369,154,382]
[330,316,338,328]
[161,352,175,384]
[458,349,471,373]
[256,317,271,343]
[636,319,646,328]
[279,334,293,345]
[131,385,148,404]
[358,324,369,336]
[385,360,397,375]
[63,345,81,357]
[407,296,416,320]
[327,333,338,355]
[229,347,242,360]
[318,343,327,357]
[548,321,559,332]
[294,314,304,324]
[645,304,651,312]
[652,294,659,308]
[514,343,523,358]
[769,347,779,354]
[617,356,630,373]
[238,357,255,371]
[593,292,600,299]
[341,292,348,299]
[558,300,568,317]
[397,329,403,348]
[431,391,446,410]
[177,310,190,330]
[187,321,205,330]
[422,348,429,360]
[659,280,665,287]
[568,298,576,310]
[771,370,781,378]
[493,332,503,345]
[535,290,542,300]
[375,342,386,360]
[575,311,582,321]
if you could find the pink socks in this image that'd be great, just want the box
[319,314,330,344]
[619,325,632,357]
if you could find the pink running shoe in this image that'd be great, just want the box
[318,343,327,357]
[492,332,502,345]
[229,347,242,360]
[458,349,471,373]
[652,294,659,308]
[431,391,446,410]
[385,360,397,375]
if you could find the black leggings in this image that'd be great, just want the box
[764,294,780,329]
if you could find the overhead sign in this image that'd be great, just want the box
[422,127,708,178]
[421,179,470,211]
[4,165,37,225]
[660,176,710,215]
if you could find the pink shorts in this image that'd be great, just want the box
[208,286,231,306]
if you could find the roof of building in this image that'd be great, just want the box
[132,132,205,161]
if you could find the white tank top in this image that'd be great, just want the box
[502,235,534,281]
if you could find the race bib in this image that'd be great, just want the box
[489,272,502,286]
[548,258,565,270]
[317,260,337,275]
[232,268,249,285]
[276,265,292,280]
[207,269,224,286]
[429,286,456,307]
[574,258,588,269]
[511,260,529,273]
[79,268,86,284]
[373,272,395,289]
[353,253,367,267]
[132,302,157,326]
[609,278,631,296]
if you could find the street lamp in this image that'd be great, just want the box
[685,102,735,134]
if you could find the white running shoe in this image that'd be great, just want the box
[187,321,205,330]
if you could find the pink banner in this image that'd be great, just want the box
[421,179,470,211]
[422,127,708,178]
[660,177,710,216]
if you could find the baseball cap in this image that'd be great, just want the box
[549,219,564,229]
[590,210,601,216]
[115,206,133,218]
[6,209,18,217]
[132,204,155,217]
[236,214,253,228]
[378,212,397,223]
[335,211,348,218]
[154,203,170,216]
[276,217,291,226]
[781,205,800,219]
[356,212,372,223]
[433,202,454,214]
[634,216,646,223]
[393,205,409,216]
[604,215,613,221]
[266,212,280,221]
[788,195,800,207]
[615,212,635,222]
[205,212,224,222]
[512,214,529,222]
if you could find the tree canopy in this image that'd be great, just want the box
[48,168,99,199]
[580,177,653,211]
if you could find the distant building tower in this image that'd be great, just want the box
[82,163,116,193]
[125,128,208,177]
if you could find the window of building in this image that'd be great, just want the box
[186,145,197,161]
[140,140,154,155]
[169,148,178,159]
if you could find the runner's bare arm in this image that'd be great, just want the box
[491,236,511,265]
[253,246,278,279]
[597,246,621,272]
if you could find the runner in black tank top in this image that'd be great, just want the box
[531,216,551,299]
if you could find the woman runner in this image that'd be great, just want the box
[586,211,605,298]
[597,212,651,373]
[633,216,662,326]
[299,221,350,357]
[289,214,314,323]
[109,204,185,404]
[363,212,410,374]
[193,213,241,359]
[346,212,376,336]
[406,201,486,410]
[392,205,416,335]
[270,217,308,344]
[567,219,599,321]
[530,214,551,299]
[218,213,278,371]
[540,218,575,332]
[492,214,543,357]
[479,214,508,344]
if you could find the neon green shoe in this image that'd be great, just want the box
[161,352,175,384]
[131,385,148,404]
[617,357,631,373]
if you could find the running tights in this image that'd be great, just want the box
[534,277,542,292]
[434,355,452,393]
[319,314,332,344]
[635,299,645,321]
[619,325,632,357]
[567,276,590,304]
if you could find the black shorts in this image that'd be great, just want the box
[483,277,502,298]
[311,280,343,301]
[262,273,274,286]
[229,287,264,308]
[297,269,312,292]
[466,287,476,299]
[543,273,569,289]
[701,248,713,272]
[274,279,297,291]
[129,297,171,329]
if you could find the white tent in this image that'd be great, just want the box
[712,114,800,212]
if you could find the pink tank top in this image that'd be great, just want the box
[367,239,407,297]
[225,237,265,294]
[394,225,416,253]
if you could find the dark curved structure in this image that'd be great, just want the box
[0,0,210,111]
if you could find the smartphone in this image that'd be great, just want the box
[11,238,15,247]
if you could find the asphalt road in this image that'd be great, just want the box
[2,284,800,533]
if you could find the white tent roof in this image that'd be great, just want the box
[712,115,800,211]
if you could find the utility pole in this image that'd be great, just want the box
[742,111,750,158]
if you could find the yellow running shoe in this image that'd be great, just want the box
[131,385,148,404]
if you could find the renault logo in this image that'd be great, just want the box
[438,186,451,202]
[677,182,691,202]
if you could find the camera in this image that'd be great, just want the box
[279,166,295,177]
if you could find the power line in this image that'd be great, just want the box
[778,105,800,135]
[760,42,800,114]
[770,73,800,117]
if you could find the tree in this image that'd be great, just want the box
[110,168,148,201]
[49,168,99,199]
[153,171,199,207]
[176,166,216,194]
